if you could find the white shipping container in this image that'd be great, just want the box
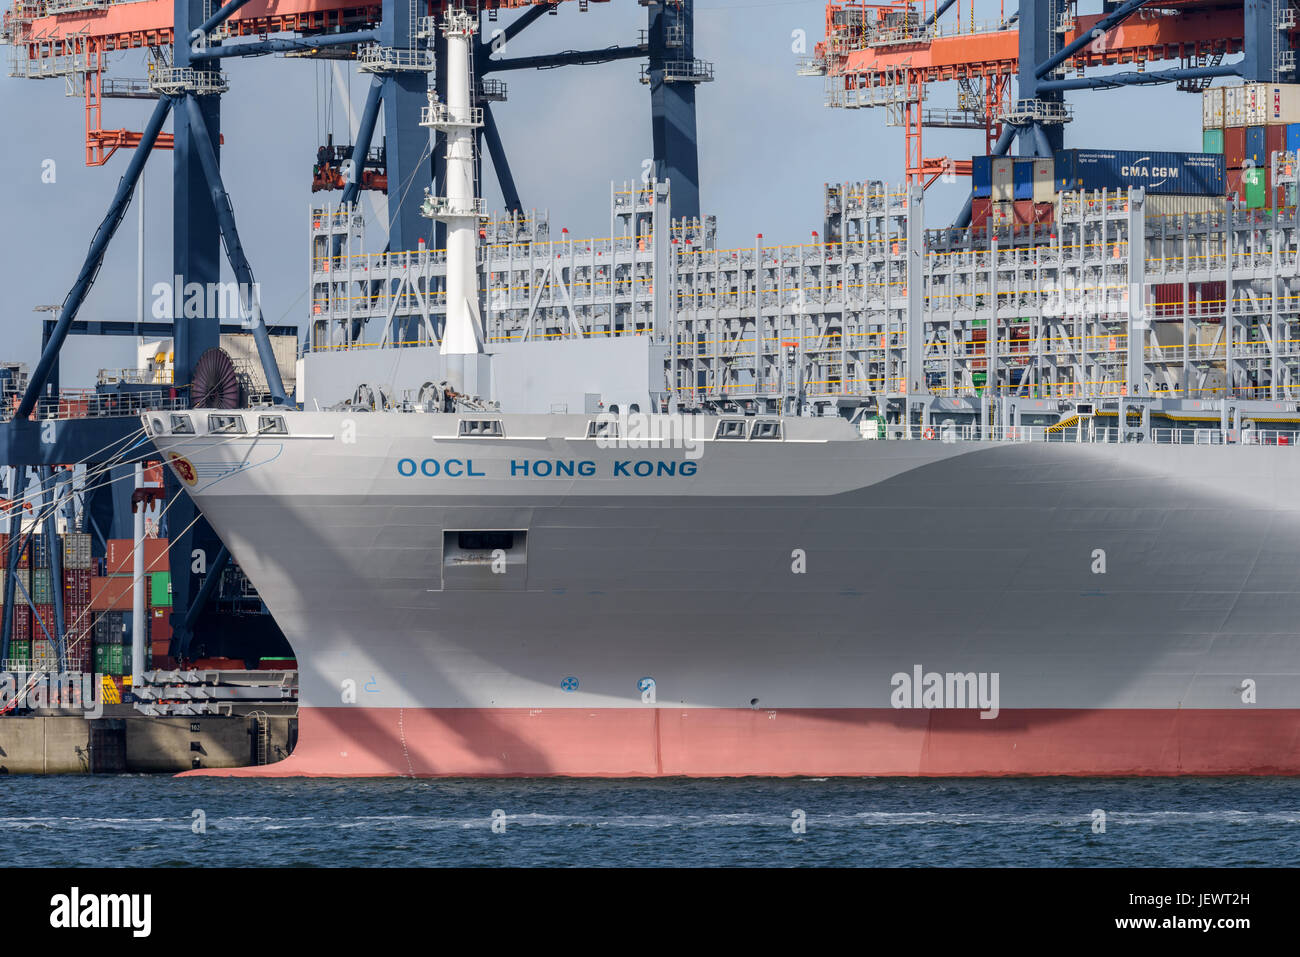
[1202,88,1224,129]
[1031,157,1055,203]
[1224,85,1247,127]
[1256,83,1300,125]
[991,157,1014,202]
[991,201,1015,225]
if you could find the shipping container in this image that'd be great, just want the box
[32,534,49,569]
[105,538,169,575]
[63,567,91,604]
[62,532,92,570]
[94,642,125,676]
[991,157,1014,202]
[1054,149,1225,195]
[1225,86,1247,126]
[1244,166,1269,208]
[1225,127,1246,167]
[150,607,172,641]
[7,639,31,664]
[32,638,55,665]
[1146,194,1226,218]
[1012,199,1035,224]
[12,603,29,642]
[1287,123,1300,156]
[31,603,56,637]
[1202,129,1224,154]
[991,201,1015,226]
[971,155,991,198]
[1236,82,1300,125]
[1267,124,1287,162]
[1245,126,1267,167]
[1227,167,1245,200]
[1012,158,1034,200]
[1202,87,1224,129]
[970,196,991,229]
[90,575,144,611]
[31,568,51,604]
[1030,156,1055,202]
[150,571,172,607]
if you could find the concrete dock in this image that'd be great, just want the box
[0,705,296,774]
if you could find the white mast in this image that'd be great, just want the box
[420,6,485,363]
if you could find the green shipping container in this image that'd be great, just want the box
[1244,167,1267,208]
[1202,129,1224,154]
[31,569,52,604]
[8,640,31,664]
[1288,183,1297,207]
[150,572,172,607]
[972,372,988,386]
[93,642,125,676]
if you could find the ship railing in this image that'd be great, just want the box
[899,423,1298,446]
[2,390,186,423]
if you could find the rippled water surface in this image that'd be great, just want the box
[3,776,1297,866]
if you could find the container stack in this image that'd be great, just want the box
[0,530,170,674]
[971,155,1055,231]
[63,534,93,673]
[0,533,31,667]
[1203,84,1300,209]
[88,537,171,675]
[972,144,1227,231]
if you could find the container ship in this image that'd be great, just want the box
[8,2,1300,777]
[144,49,1300,775]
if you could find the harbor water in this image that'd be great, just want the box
[3,776,1297,867]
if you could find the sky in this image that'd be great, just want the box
[0,0,1211,386]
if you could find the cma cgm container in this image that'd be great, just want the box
[1054,149,1225,195]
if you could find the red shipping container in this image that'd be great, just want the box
[105,538,169,576]
[971,196,991,230]
[12,604,30,642]
[1032,202,1054,224]
[1267,124,1287,163]
[1227,168,1245,201]
[1225,127,1246,168]
[64,568,91,604]
[150,607,173,641]
[89,576,139,611]
[31,603,58,639]
[1013,200,1035,225]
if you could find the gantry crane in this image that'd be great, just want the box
[807,0,1289,221]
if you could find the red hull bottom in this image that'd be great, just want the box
[183,706,1300,778]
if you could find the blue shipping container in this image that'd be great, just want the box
[971,155,991,198]
[1245,126,1267,168]
[1012,158,1034,200]
[1287,124,1300,156]
[1054,149,1225,196]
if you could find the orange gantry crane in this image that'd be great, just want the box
[810,1,1265,186]
[1,0,606,165]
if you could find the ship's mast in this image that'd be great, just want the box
[421,5,485,364]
